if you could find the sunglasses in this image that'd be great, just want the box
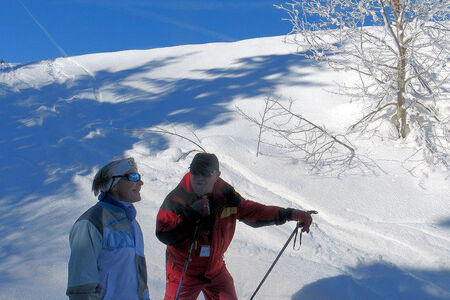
[113,172,141,182]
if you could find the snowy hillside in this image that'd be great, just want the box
[1,36,449,300]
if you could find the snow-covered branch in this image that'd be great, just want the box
[277,0,450,170]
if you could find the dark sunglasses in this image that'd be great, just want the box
[113,172,141,182]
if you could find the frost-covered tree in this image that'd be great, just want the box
[277,0,450,167]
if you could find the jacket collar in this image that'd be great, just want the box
[98,192,137,221]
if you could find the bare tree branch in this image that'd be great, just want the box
[236,96,355,171]
[119,126,207,154]
[351,102,397,131]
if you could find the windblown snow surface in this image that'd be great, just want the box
[0,36,449,300]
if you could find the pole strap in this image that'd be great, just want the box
[293,225,303,250]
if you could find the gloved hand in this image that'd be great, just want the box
[191,196,210,217]
[290,209,318,233]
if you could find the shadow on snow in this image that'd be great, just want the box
[292,262,450,300]
[0,52,323,286]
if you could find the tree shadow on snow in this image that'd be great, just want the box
[1,53,324,203]
[292,262,450,300]
[0,52,324,287]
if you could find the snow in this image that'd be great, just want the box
[1,35,449,300]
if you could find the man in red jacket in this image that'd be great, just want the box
[156,153,317,300]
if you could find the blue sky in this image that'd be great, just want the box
[2,0,290,63]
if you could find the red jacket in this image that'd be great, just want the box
[156,173,293,279]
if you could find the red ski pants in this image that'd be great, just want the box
[164,264,238,300]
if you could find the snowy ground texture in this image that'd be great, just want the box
[1,35,449,300]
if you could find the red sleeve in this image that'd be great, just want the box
[155,189,202,245]
[156,208,182,233]
[236,195,289,228]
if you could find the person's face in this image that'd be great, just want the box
[110,168,144,203]
[190,170,220,196]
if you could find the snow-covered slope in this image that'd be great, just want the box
[0,36,449,300]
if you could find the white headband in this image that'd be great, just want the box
[110,158,137,177]
[99,158,137,194]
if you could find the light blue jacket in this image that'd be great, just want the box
[67,195,150,300]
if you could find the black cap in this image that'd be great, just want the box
[189,153,219,176]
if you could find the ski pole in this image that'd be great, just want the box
[174,222,201,300]
[249,221,303,300]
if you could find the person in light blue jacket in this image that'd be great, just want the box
[67,157,150,300]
